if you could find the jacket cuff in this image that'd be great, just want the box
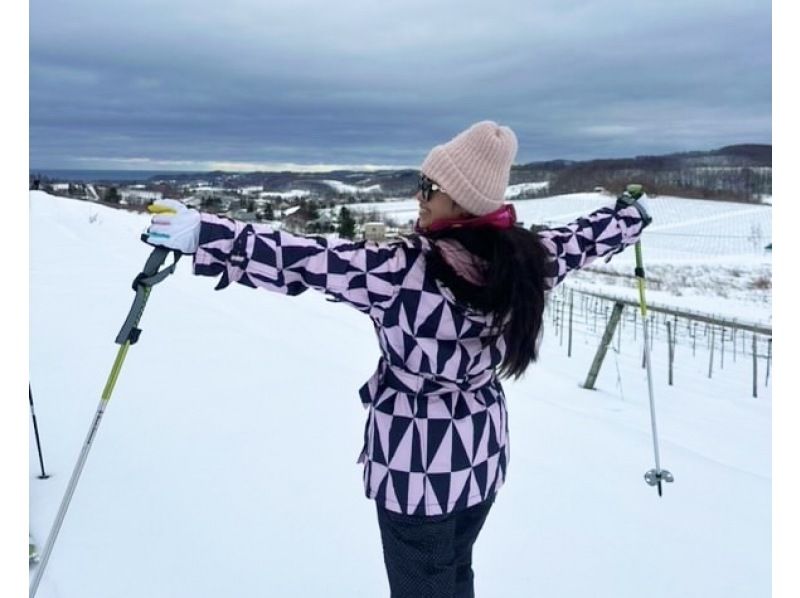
[192,213,238,284]
[615,199,652,228]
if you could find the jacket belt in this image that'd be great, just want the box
[358,358,495,405]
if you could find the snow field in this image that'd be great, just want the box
[30,191,770,597]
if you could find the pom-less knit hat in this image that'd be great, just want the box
[421,120,518,216]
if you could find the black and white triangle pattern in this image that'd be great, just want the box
[193,204,647,515]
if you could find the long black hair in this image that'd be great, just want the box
[423,225,550,381]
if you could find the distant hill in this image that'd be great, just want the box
[32,144,771,203]
[510,144,771,201]
[239,144,770,202]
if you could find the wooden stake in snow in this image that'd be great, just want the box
[583,302,625,390]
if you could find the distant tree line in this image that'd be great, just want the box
[30,144,772,213]
[511,145,772,202]
[545,166,771,202]
[143,145,770,203]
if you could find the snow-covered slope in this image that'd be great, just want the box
[505,181,549,197]
[30,191,770,597]
[322,180,382,194]
[342,192,772,324]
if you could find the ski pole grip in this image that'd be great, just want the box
[114,247,181,345]
[131,246,181,291]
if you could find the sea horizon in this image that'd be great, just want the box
[29,168,201,183]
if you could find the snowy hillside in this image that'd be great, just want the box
[322,180,382,194]
[29,191,770,597]
[260,189,310,200]
[505,181,549,197]
[341,192,772,325]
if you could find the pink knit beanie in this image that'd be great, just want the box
[421,120,518,216]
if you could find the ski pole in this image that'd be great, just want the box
[633,236,674,496]
[29,384,50,480]
[30,246,180,597]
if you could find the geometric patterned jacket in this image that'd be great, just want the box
[192,203,648,516]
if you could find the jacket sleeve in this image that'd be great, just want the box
[192,214,415,313]
[537,204,648,290]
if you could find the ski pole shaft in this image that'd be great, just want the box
[30,247,177,597]
[636,244,661,468]
[635,242,673,496]
[30,316,141,598]
[29,384,50,479]
[29,395,112,596]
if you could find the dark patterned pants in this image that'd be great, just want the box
[375,497,495,598]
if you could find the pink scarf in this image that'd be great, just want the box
[416,204,516,285]
[435,239,488,286]
[422,203,517,234]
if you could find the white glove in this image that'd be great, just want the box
[144,199,202,254]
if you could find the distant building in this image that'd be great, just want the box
[216,198,234,212]
[306,213,336,234]
[282,205,310,233]
[238,186,263,197]
[230,209,257,222]
[363,222,386,242]
[194,187,229,200]
[120,189,163,205]
[86,185,101,201]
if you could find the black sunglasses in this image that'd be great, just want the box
[417,174,445,202]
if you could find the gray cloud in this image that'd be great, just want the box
[29,0,771,170]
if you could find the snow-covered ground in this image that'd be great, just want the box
[341,192,772,325]
[29,191,770,597]
[322,180,382,194]
[505,181,549,197]
[506,181,550,199]
[259,189,310,200]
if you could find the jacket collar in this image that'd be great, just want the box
[416,204,517,234]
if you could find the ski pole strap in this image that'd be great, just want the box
[634,242,644,277]
[634,243,646,279]
[114,247,181,345]
[131,242,182,290]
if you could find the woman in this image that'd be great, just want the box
[144,121,651,597]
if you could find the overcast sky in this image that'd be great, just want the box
[29,0,771,171]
